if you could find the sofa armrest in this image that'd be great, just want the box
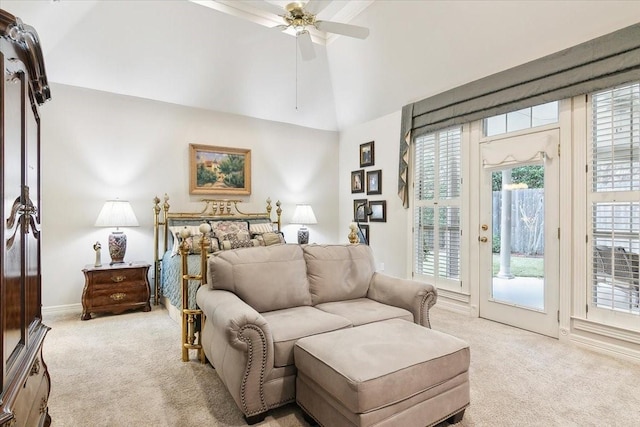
[196,288,273,416]
[367,273,437,328]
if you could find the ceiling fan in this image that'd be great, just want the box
[252,0,370,60]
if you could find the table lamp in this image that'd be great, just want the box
[95,199,139,264]
[291,204,317,244]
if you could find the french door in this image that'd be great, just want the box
[478,129,560,338]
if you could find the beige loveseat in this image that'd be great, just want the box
[196,244,438,424]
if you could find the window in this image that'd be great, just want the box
[589,83,640,315]
[413,127,461,287]
[484,101,559,137]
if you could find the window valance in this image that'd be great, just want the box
[398,22,640,208]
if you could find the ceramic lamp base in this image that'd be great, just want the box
[297,227,309,245]
[109,231,127,264]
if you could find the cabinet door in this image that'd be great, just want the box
[2,58,27,379]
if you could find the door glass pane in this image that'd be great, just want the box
[532,102,560,127]
[485,114,506,136]
[491,165,545,310]
[484,101,559,136]
[506,108,532,133]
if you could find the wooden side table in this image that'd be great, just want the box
[81,262,151,320]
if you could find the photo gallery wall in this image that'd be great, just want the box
[351,141,387,243]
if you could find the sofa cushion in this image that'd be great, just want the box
[315,298,413,326]
[262,306,352,367]
[208,244,312,312]
[303,244,376,305]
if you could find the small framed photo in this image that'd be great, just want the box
[366,169,382,195]
[359,141,374,167]
[358,224,369,244]
[351,169,365,193]
[353,199,368,223]
[369,200,386,222]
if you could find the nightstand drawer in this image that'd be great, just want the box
[88,268,146,285]
[88,281,148,307]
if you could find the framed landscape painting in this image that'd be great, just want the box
[189,144,251,195]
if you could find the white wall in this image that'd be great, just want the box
[41,83,339,309]
[339,110,410,278]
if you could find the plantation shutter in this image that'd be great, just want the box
[414,127,461,286]
[589,82,640,314]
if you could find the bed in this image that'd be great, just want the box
[152,195,283,359]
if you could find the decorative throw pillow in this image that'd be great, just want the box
[228,238,256,249]
[211,221,250,242]
[221,236,259,250]
[223,232,249,242]
[249,222,275,235]
[169,225,201,256]
[190,235,220,254]
[262,232,284,246]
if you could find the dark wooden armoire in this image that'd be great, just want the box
[0,9,52,427]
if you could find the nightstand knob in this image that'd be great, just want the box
[111,275,126,283]
[110,292,126,301]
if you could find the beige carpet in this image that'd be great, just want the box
[43,305,640,426]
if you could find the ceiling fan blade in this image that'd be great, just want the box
[242,0,286,16]
[315,20,370,39]
[297,31,316,61]
[271,24,290,32]
[304,0,332,15]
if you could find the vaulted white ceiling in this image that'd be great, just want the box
[3,0,640,131]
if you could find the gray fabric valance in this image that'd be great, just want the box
[398,22,640,208]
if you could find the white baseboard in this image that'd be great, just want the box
[42,303,82,314]
[435,289,473,315]
[570,333,640,363]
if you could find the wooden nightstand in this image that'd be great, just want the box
[81,262,151,320]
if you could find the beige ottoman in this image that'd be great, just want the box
[294,319,470,427]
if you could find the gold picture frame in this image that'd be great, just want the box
[189,144,251,195]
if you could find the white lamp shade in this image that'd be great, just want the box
[291,204,317,225]
[95,200,139,228]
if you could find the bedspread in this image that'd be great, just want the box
[160,251,203,310]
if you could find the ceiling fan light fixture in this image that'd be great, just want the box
[273,0,370,61]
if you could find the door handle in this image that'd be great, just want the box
[479,237,488,243]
